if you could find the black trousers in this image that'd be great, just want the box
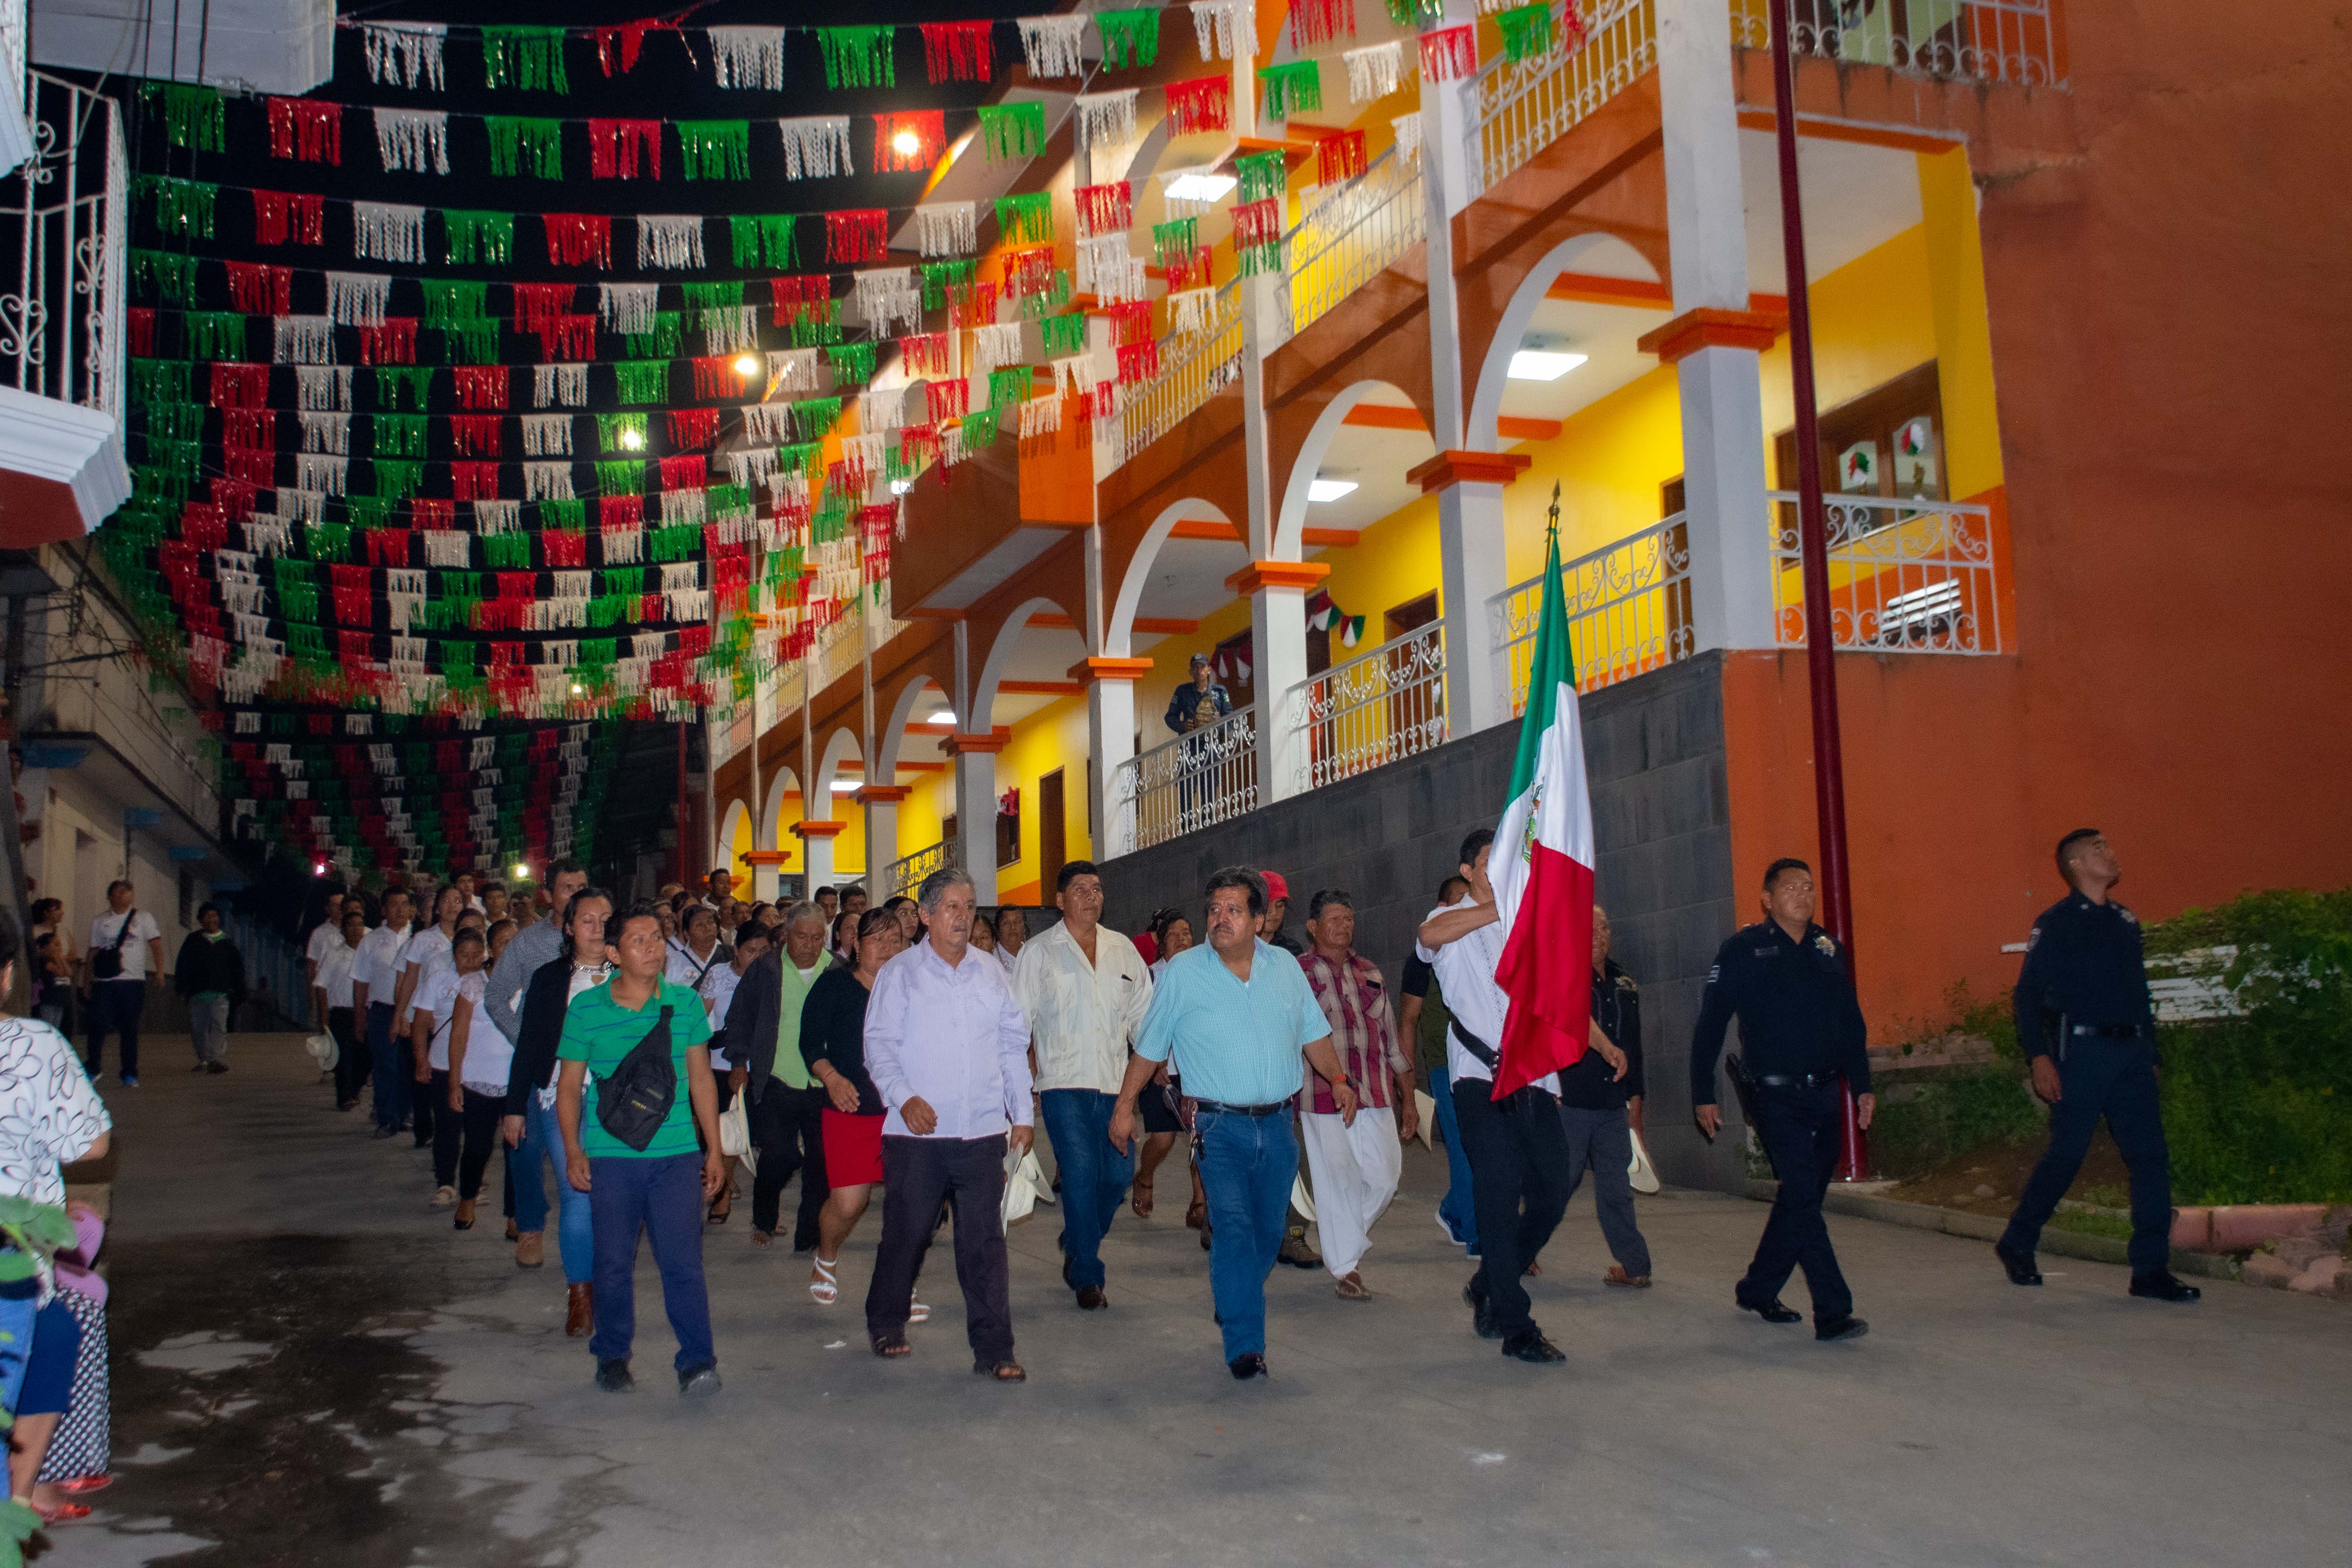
[865,1134,1011,1363]
[2002,1039,2173,1276]
[452,1087,506,1201]
[749,1080,828,1248]
[328,1007,366,1105]
[430,1070,464,1188]
[1743,1082,1853,1320]
[1454,1080,1572,1338]
[404,1037,436,1147]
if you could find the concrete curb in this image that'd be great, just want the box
[1742,1180,2244,1284]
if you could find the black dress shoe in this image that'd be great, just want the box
[1814,1314,1869,1342]
[2129,1272,2201,1303]
[1462,1280,1501,1341]
[594,1359,634,1393]
[1500,1329,1566,1364]
[1740,1297,1803,1325]
[1228,1353,1268,1380]
[1061,1255,1075,1289]
[1076,1284,1107,1311]
[678,1364,721,1396]
[1995,1243,2043,1286]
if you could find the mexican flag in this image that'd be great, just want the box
[1489,526,1597,1097]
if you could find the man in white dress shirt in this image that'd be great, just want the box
[350,888,415,1139]
[861,867,1034,1379]
[1417,829,1622,1368]
[304,892,346,1023]
[1012,861,1152,1311]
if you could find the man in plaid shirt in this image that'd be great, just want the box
[1297,889,1420,1300]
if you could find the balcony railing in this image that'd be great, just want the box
[886,838,947,898]
[1,0,33,174]
[4,71,127,423]
[1768,491,2005,655]
[1470,0,1659,197]
[1730,0,2063,88]
[1283,146,1425,343]
[1108,281,1242,472]
[1290,621,1448,794]
[1492,514,1694,717]
[1108,701,1258,856]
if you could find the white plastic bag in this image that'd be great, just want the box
[1002,1148,1047,1229]
[1628,1128,1661,1195]
[718,1093,751,1159]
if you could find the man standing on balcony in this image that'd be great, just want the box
[1112,868,1358,1380]
[1166,654,1232,837]
[1013,860,1152,1312]
[1297,890,1417,1300]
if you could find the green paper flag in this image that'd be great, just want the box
[681,281,746,312]
[826,341,877,385]
[816,27,896,89]
[183,312,245,360]
[595,461,646,496]
[1236,148,1287,203]
[372,415,427,458]
[142,83,226,152]
[788,305,843,348]
[1151,218,1198,269]
[961,407,999,448]
[482,26,572,93]
[375,367,434,411]
[1494,3,1557,62]
[729,215,799,270]
[373,460,425,501]
[1095,8,1162,69]
[597,413,649,453]
[132,249,201,306]
[420,279,490,328]
[1383,0,1447,24]
[976,101,1048,163]
[486,117,564,179]
[539,497,588,531]
[139,176,217,239]
[1038,313,1088,356]
[482,531,530,568]
[987,367,1030,410]
[1258,60,1323,121]
[677,121,753,181]
[921,260,977,309]
[792,397,844,442]
[622,312,682,359]
[994,191,1054,245]
[614,360,670,405]
[441,210,514,266]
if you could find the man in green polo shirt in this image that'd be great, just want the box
[557,906,725,1397]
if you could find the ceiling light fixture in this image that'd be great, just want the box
[619,425,645,450]
[890,478,913,496]
[830,779,861,794]
[1507,343,1588,382]
[734,353,761,377]
[1164,172,1237,204]
[926,709,955,725]
[1308,478,1358,503]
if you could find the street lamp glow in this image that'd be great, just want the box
[734,353,761,377]
[892,128,923,158]
[619,425,646,450]
[513,862,530,881]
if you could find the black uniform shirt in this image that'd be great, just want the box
[1560,960,1643,1109]
[2011,891,2154,1062]
[1689,919,1869,1105]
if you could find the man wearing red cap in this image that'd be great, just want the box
[1258,871,1304,957]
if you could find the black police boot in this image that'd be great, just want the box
[1738,1295,1803,1325]
[1995,1243,2043,1286]
[2129,1272,2201,1303]
[594,1359,634,1393]
[1463,1277,1501,1341]
[1814,1313,1869,1343]
[1228,1352,1268,1380]
[1500,1328,1566,1365]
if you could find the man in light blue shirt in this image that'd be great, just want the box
[1112,867,1358,1380]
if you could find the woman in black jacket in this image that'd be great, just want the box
[502,888,612,1338]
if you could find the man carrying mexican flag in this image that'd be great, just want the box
[1416,503,1625,1367]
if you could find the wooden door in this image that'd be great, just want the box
[1039,769,1066,893]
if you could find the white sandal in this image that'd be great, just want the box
[908,1290,931,1324]
[809,1254,839,1304]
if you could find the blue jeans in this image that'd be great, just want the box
[1040,1089,1132,1291]
[367,1003,407,1132]
[1197,1109,1298,1363]
[0,1270,36,1415]
[1427,1060,1478,1249]
[588,1153,715,1373]
[513,1093,593,1284]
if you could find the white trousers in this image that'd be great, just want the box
[1298,1106,1403,1279]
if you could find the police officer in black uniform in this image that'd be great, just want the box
[1995,829,2199,1302]
[1690,857,1872,1342]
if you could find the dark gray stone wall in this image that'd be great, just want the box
[1098,650,1752,1194]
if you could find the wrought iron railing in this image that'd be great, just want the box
[1491,514,1694,717]
[1107,281,1242,471]
[1108,702,1258,856]
[1283,147,1425,343]
[1289,622,1447,793]
[886,838,948,898]
[1730,0,2062,87]
[3,71,127,422]
[1767,491,2005,654]
[1469,0,1658,198]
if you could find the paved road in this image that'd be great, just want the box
[60,1034,2352,1567]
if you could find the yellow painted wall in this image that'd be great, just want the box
[1916,147,2005,497]
[989,692,1094,901]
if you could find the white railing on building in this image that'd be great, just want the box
[1730,0,2063,88]
[1107,702,1258,856]
[4,71,127,423]
[1766,491,2005,655]
[1283,146,1426,343]
[886,838,947,898]
[0,0,33,175]
[1491,514,1694,717]
[1289,621,1448,794]
[1469,0,1658,197]
[1108,281,1243,472]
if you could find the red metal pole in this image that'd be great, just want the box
[1766,0,1869,1180]
[675,722,689,888]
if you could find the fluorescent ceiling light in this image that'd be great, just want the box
[1308,478,1358,503]
[1508,349,1588,382]
[1165,172,1237,204]
[926,709,955,725]
[890,478,913,496]
[830,779,861,794]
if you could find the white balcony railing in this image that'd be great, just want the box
[1731,0,2063,89]
[886,838,948,898]
[1283,146,1425,342]
[1108,281,1243,471]
[1491,514,1694,718]
[1767,491,2005,655]
[1,0,33,175]
[1289,621,1448,794]
[4,71,127,424]
[1108,702,1258,856]
[1469,0,1659,198]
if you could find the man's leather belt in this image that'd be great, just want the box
[1192,1099,1287,1118]
[1753,1071,1838,1089]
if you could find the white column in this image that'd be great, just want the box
[1248,576,1311,803]
[1420,0,1481,450]
[1086,672,1137,858]
[952,742,999,902]
[1436,476,1516,732]
[1658,0,1776,652]
[858,789,900,895]
[795,825,836,892]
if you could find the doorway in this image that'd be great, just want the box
[1039,770,1066,894]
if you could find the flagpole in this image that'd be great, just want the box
[1767,0,1869,1180]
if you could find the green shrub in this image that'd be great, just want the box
[1871,1065,2044,1179]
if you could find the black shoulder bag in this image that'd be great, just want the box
[593,1004,678,1152]
[91,909,137,981]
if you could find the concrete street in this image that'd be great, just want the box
[61,1034,2352,1567]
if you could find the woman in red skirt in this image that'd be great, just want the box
[800,908,906,1305]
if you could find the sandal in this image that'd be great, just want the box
[908,1290,931,1324]
[750,1228,772,1249]
[809,1254,839,1304]
[1130,1176,1154,1220]
[32,1500,92,1525]
[871,1333,911,1358]
[1335,1272,1372,1300]
[974,1359,1027,1382]
[56,1476,112,1496]
[708,1191,732,1225]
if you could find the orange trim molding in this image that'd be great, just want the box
[1339,403,1428,432]
[1406,450,1533,493]
[853,784,912,805]
[941,732,1009,756]
[740,849,791,866]
[1074,656,1156,684]
[790,819,848,839]
[1497,415,1562,442]
[1000,679,1083,696]
[1637,307,1788,364]
[1734,108,1962,155]
[1226,559,1332,595]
